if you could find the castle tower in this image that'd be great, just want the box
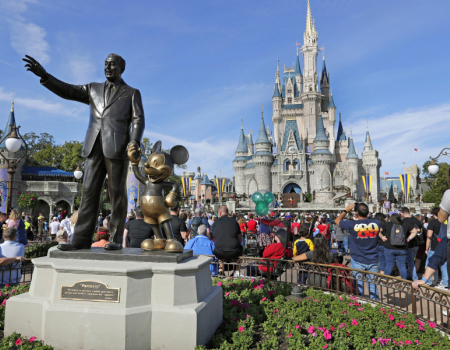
[295,49,303,97]
[320,52,330,103]
[362,123,382,202]
[247,132,254,156]
[310,115,332,190]
[232,120,248,195]
[334,112,348,163]
[253,107,273,191]
[272,61,282,147]
[346,130,359,195]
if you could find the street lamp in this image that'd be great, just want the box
[0,124,28,214]
[428,148,450,175]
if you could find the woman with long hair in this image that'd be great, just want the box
[7,208,27,245]
[69,210,78,241]
[379,213,418,279]
[374,213,387,274]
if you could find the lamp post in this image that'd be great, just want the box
[134,196,138,209]
[428,148,450,175]
[0,125,28,214]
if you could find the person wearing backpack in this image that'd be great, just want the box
[379,213,418,279]
[188,208,210,239]
[424,207,448,289]
[400,207,423,281]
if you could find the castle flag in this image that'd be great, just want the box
[181,177,191,197]
[399,174,411,203]
[362,175,372,193]
[215,178,225,198]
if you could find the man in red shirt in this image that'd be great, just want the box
[247,214,257,233]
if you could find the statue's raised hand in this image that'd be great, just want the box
[22,55,48,79]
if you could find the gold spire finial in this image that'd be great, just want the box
[241,117,243,129]
[306,0,312,37]
[339,111,341,121]
[366,120,369,132]
[261,104,264,119]
[11,90,14,113]
[350,128,353,138]
[330,87,333,96]
[321,46,325,60]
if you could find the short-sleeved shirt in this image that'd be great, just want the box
[212,216,241,251]
[339,219,380,264]
[305,250,336,264]
[381,221,415,250]
[247,220,257,232]
[427,218,441,251]
[293,238,314,256]
[126,219,154,248]
[402,217,420,248]
[171,214,187,246]
[440,189,450,238]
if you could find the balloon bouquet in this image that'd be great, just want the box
[251,191,275,216]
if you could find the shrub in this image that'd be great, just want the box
[0,284,30,330]
[0,332,53,350]
[198,278,450,349]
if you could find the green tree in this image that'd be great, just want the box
[23,132,55,166]
[58,141,84,172]
[422,160,449,206]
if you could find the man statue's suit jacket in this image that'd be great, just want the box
[41,75,145,159]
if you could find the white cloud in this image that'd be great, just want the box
[9,20,50,65]
[349,103,450,175]
[0,87,85,119]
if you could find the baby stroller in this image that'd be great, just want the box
[244,230,258,257]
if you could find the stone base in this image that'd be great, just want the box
[5,253,222,350]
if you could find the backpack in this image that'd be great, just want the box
[390,224,406,246]
[437,223,447,243]
[412,227,425,246]
[190,217,203,237]
[326,263,355,294]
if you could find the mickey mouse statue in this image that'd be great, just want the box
[128,141,189,253]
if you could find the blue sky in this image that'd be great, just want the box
[0,0,449,179]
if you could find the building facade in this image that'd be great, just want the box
[233,1,382,208]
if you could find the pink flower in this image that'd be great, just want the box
[419,325,425,331]
[339,296,343,300]
[268,290,275,297]
[416,319,424,326]
[312,332,317,337]
[232,300,238,306]
[261,297,267,302]
[5,284,9,287]
[1,299,6,307]
[358,308,364,311]
[314,299,318,302]
[15,338,22,346]
[405,340,413,345]
[428,322,437,328]
[225,292,229,296]
[238,327,244,332]
[372,339,377,345]
[251,279,255,282]
[273,308,279,313]
[29,337,36,342]
[351,319,358,326]
[246,314,250,318]
[330,326,335,331]
[349,302,353,306]
[339,323,346,328]
[217,282,222,286]
[287,332,292,338]
[323,345,328,349]
[233,317,237,321]
[342,311,348,314]
[323,329,332,340]
[308,326,315,333]
[259,279,264,285]
[295,325,300,329]
[388,314,394,321]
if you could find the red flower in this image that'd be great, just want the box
[238,327,244,332]
[15,338,22,346]
[217,282,222,286]
[29,337,36,342]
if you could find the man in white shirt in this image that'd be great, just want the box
[60,213,73,239]
[0,228,25,285]
[50,217,60,239]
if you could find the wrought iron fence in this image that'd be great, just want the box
[210,256,450,333]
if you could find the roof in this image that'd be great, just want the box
[272,83,281,98]
[294,79,300,98]
[365,131,373,150]
[254,151,273,156]
[244,163,254,169]
[0,109,25,150]
[312,149,332,155]
[281,120,303,152]
[235,128,247,153]
[346,138,358,159]
[233,156,248,162]
[336,115,346,141]
[272,159,278,166]
[320,58,329,85]
[313,115,328,142]
[22,166,75,177]
[282,104,303,110]
[295,54,302,76]
[307,158,314,165]
[328,94,336,108]
[255,114,271,144]
[247,133,254,145]
[202,174,212,185]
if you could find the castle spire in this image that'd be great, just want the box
[346,130,358,159]
[235,119,247,153]
[255,105,270,144]
[11,90,14,113]
[336,112,346,141]
[306,0,313,37]
[364,120,373,150]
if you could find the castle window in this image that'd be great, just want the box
[284,159,291,171]
[287,89,292,94]
[287,97,292,104]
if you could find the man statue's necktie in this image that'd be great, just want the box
[105,84,113,104]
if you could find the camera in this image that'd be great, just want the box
[353,203,359,211]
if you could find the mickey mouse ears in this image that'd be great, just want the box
[170,145,189,165]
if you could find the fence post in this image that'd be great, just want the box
[410,283,417,315]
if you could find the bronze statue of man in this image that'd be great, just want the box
[23,54,145,250]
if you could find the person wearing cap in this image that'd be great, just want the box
[56,226,69,243]
[92,227,110,247]
[259,229,292,274]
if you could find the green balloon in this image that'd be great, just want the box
[252,192,263,204]
[255,202,269,216]
[263,191,275,204]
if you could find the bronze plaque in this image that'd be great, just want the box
[61,281,120,303]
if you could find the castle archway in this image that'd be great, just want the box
[281,182,302,208]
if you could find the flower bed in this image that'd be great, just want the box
[197,278,450,349]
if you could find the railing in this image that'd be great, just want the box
[210,256,450,333]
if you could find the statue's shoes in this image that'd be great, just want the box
[57,243,92,251]
[104,243,122,251]
[165,239,184,253]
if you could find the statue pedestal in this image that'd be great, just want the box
[5,249,222,350]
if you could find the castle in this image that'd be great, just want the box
[233,1,382,208]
